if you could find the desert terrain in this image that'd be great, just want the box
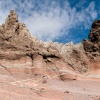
[0,10,100,100]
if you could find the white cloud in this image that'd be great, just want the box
[0,0,98,41]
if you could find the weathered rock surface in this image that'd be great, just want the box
[0,10,100,79]
[0,10,100,100]
[83,20,100,59]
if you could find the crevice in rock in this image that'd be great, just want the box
[27,54,34,66]
[42,54,60,63]
[43,55,60,59]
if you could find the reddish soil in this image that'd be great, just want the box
[0,74,100,100]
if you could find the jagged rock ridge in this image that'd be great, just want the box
[0,10,100,80]
[0,10,100,100]
[83,20,100,59]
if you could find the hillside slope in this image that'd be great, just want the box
[0,10,100,100]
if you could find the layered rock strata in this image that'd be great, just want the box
[0,10,100,81]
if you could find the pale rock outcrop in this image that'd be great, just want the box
[0,10,100,81]
[0,10,100,100]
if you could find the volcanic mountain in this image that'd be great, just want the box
[0,10,100,100]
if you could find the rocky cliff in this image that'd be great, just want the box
[0,10,100,100]
[0,10,100,80]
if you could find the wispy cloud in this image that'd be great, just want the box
[0,0,98,41]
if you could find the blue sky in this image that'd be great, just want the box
[0,0,100,44]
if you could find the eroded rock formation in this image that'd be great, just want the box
[83,20,100,59]
[0,10,100,100]
[0,10,100,81]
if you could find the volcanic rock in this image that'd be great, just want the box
[0,10,100,100]
[0,10,100,78]
[83,20,100,59]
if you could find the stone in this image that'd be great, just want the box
[83,20,100,53]
[0,10,100,100]
[0,11,100,77]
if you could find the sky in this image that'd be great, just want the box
[0,0,100,44]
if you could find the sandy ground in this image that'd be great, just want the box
[0,74,100,100]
